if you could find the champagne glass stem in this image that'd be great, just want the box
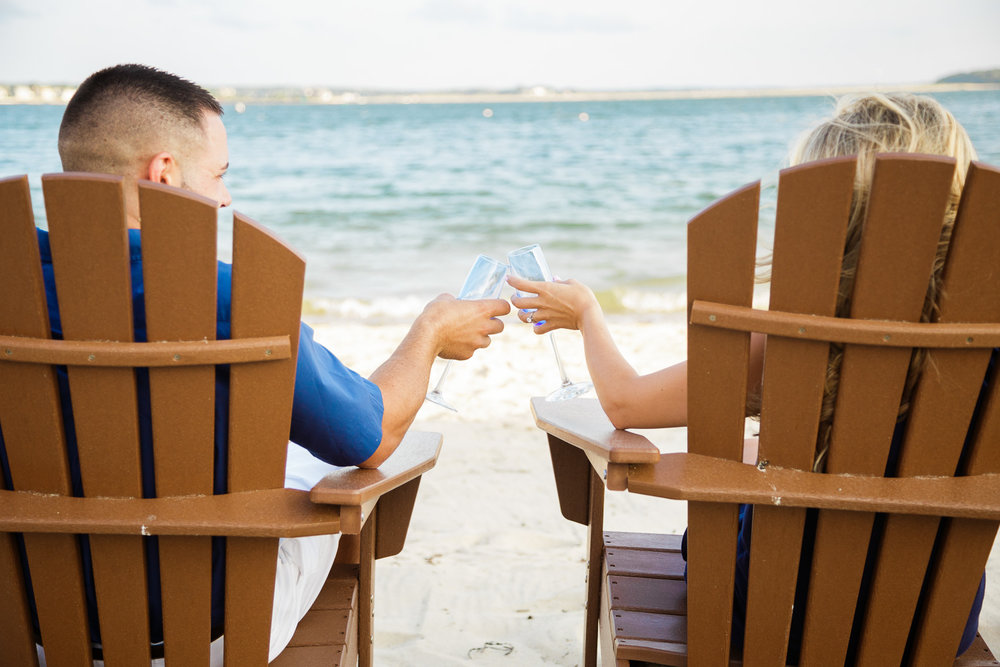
[430,360,453,395]
[425,360,458,412]
[549,332,572,387]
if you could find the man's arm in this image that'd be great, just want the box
[359,294,510,468]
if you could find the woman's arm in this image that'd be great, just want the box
[574,301,689,428]
[508,275,766,431]
[508,275,686,428]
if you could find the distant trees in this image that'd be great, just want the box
[936,69,1000,84]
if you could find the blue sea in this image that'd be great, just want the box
[4,91,1000,322]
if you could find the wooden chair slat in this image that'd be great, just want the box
[792,511,872,663]
[910,518,1000,666]
[270,645,350,667]
[160,537,213,666]
[0,534,38,667]
[283,609,353,649]
[954,163,1000,479]
[138,181,219,659]
[0,176,73,495]
[610,609,687,643]
[608,576,686,614]
[855,514,938,665]
[42,174,142,496]
[0,176,91,664]
[0,486,341,537]
[228,213,305,493]
[42,175,152,656]
[140,181,218,495]
[603,532,683,552]
[0,176,57,666]
[903,168,1000,490]
[744,157,855,666]
[686,502,740,666]
[743,505,808,665]
[760,156,855,468]
[0,365,71,496]
[0,176,51,338]
[627,451,1000,517]
[605,545,686,580]
[88,535,153,664]
[0,333,290,367]
[223,214,303,663]
[224,538,279,665]
[686,181,758,667]
[312,564,360,611]
[24,533,93,667]
[615,639,688,666]
[686,180,759,461]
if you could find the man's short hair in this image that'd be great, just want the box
[58,64,223,175]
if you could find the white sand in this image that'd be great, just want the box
[309,313,999,665]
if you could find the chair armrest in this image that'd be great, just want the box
[530,397,660,465]
[532,397,659,491]
[309,431,442,533]
[628,452,1000,519]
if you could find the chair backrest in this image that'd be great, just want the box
[685,155,1000,665]
[0,174,305,665]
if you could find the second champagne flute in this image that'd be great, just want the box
[424,254,508,411]
[507,243,593,401]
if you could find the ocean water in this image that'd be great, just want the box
[4,91,1000,322]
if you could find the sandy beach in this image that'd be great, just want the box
[308,312,1000,665]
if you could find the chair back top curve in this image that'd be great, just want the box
[0,173,306,665]
[685,155,1000,665]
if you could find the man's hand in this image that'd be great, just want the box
[417,294,510,360]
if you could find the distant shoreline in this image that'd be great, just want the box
[2,81,998,106]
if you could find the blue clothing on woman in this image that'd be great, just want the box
[0,228,385,645]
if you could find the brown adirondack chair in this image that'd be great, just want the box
[532,154,1000,666]
[0,173,440,666]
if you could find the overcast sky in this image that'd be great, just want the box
[2,0,998,91]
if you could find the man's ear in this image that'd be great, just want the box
[146,152,182,186]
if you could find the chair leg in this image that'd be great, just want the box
[358,507,376,667]
[585,468,606,667]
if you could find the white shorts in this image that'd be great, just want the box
[37,442,343,666]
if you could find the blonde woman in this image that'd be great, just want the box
[508,92,984,656]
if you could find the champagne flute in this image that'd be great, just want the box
[424,254,508,411]
[507,243,593,401]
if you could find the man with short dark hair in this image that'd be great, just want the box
[42,63,509,663]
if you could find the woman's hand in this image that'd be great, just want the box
[507,275,601,334]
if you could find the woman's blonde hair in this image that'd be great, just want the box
[788,93,977,470]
